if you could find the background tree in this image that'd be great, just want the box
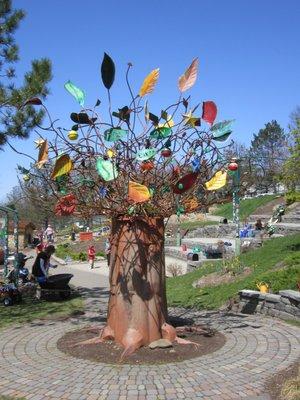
[250,120,287,193]
[0,0,52,147]
[17,54,234,358]
[281,108,300,191]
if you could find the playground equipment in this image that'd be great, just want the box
[265,204,286,236]
[256,281,269,293]
[0,206,19,281]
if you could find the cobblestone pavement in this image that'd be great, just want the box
[0,289,299,400]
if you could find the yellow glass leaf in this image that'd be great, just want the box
[205,171,227,191]
[36,140,48,169]
[139,68,160,97]
[128,181,151,203]
[51,154,73,180]
[178,58,199,92]
[182,110,200,127]
[107,149,115,158]
[158,115,174,128]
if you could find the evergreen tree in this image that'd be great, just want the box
[250,120,287,193]
[0,0,52,147]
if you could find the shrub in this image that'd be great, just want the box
[167,263,183,277]
[285,191,300,205]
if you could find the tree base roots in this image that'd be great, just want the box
[74,323,215,361]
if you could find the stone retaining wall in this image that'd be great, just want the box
[238,289,300,321]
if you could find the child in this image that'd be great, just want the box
[88,245,96,269]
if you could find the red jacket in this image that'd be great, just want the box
[88,247,96,260]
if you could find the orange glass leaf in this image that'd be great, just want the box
[139,68,160,97]
[128,181,151,203]
[36,140,48,168]
[178,58,199,92]
[183,196,199,213]
[51,155,73,180]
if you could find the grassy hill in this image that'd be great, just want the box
[212,194,279,221]
[167,233,300,310]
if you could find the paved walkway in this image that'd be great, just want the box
[0,283,299,400]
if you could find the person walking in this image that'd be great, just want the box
[105,237,111,267]
[88,245,96,269]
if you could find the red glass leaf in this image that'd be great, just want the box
[202,101,217,125]
[23,97,42,106]
[173,172,199,194]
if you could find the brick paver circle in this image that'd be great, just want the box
[0,313,299,399]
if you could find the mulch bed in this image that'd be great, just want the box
[57,327,226,365]
[264,360,300,399]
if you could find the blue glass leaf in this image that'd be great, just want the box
[192,157,201,172]
[99,186,108,198]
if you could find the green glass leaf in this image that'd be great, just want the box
[213,131,232,142]
[204,146,213,154]
[211,120,234,141]
[150,127,172,139]
[80,178,95,188]
[104,128,128,142]
[17,164,30,174]
[176,206,185,216]
[56,175,68,194]
[70,113,97,125]
[64,80,85,107]
[165,139,172,148]
[161,110,168,120]
[101,53,115,89]
[96,158,118,181]
[211,119,234,133]
[128,206,136,215]
[136,148,156,161]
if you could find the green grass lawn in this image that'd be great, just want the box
[0,295,84,331]
[212,194,279,220]
[55,243,105,261]
[0,397,26,400]
[180,220,218,230]
[167,233,300,309]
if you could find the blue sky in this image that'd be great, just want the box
[1,0,299,199]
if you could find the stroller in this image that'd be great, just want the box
[37,274,73,300]
[6,253,33,285]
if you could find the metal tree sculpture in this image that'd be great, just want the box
[19,54,234,357]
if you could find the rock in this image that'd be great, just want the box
[239,290,261,299]
[149,339,173,349]
[279,290,300,303]
[274,303,286,311]
[280,297,291,305]
[264,294,281,303]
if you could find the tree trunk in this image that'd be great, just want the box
[106,216,168,350]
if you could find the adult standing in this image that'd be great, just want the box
[44,225,54,243]
[31,245,57,284]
